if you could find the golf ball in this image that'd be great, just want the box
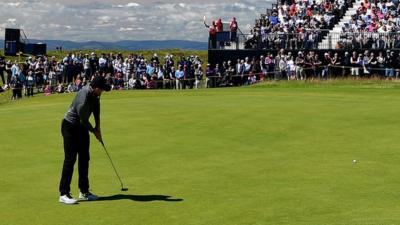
[352,160,357,163]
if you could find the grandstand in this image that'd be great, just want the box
[208,0,400,65]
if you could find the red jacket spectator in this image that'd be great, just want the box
[215,18,223,32]
[204,21,217,48]
[230,17,238,32]
[289,4,297,17]
[209,23,217,36]
[306,7,313,17]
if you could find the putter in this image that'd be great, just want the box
[100,140,128,191]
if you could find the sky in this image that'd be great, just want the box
[0,0,272,42]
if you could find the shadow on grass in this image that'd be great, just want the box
[97,194,183,202]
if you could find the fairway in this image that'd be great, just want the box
[1,82,400,225]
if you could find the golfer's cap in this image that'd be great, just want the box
[91,76,111,92]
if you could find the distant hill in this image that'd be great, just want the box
[0,39,208,51]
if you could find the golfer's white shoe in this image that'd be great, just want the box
[59,194,78,204]
[79,192,99,201]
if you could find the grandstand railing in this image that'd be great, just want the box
[209,31,400,51]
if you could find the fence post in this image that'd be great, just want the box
[328,34,332,49]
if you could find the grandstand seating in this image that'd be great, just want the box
[212,0,400,51]
[246,0,352,50]
[321,0,400,49]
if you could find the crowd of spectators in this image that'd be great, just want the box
[210,49,400,86]
[2,48,400,98]
[245,0,349,50]
[337,0,400,49]
[0,52,206,100]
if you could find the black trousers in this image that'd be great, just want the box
[59,119,90,195]
[0,69,5,85]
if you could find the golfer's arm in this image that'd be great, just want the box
[93,100,100,132]
[76,94,95,133]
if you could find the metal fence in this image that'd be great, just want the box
[209,31,400,51]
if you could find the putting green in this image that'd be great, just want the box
[1,81,400,225]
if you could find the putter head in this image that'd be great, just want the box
[121,188,128,191]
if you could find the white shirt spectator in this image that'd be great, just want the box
[99,57,107,67]
[83,58,90,70]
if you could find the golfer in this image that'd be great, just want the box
[59,76,111,204]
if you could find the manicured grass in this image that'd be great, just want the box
[1,81,400,225]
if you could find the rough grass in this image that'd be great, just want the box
[1,81,400,225]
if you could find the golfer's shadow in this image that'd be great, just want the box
[97,194,183,202]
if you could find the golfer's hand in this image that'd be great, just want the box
[94,129,103,142]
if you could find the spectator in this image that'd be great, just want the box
[44,83,52,96]
[156,64,165,89]
[175,65,184,90]
[341,51,351,77]
[215,18,223,32]
[286,55,296,80]
[0,57,5,86]
[350,51,360,77]
[26,71,35,97]
[128,75,137,89]
[230,17,238,43]
[10,75,23,100]
[385,51,396,78]
[205,63,215,88]
[234,59,244,86]
[295,51,305,80]
[204,20,217,49]
[377,51,386,77]
[5,60,12,88]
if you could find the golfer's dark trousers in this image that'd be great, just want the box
[59,119,90,195]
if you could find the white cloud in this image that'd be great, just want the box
[0,0,272,42]
[6,2,22,7]
[98,16,112,22]
[126,17,138,22]
[126,2,140,7]
[119,27,134,31]
[49,23,61,28]
[234,3,247,9]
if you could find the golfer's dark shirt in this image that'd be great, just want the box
[64,85,100,133]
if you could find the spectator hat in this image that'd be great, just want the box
[90,76,111,92]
